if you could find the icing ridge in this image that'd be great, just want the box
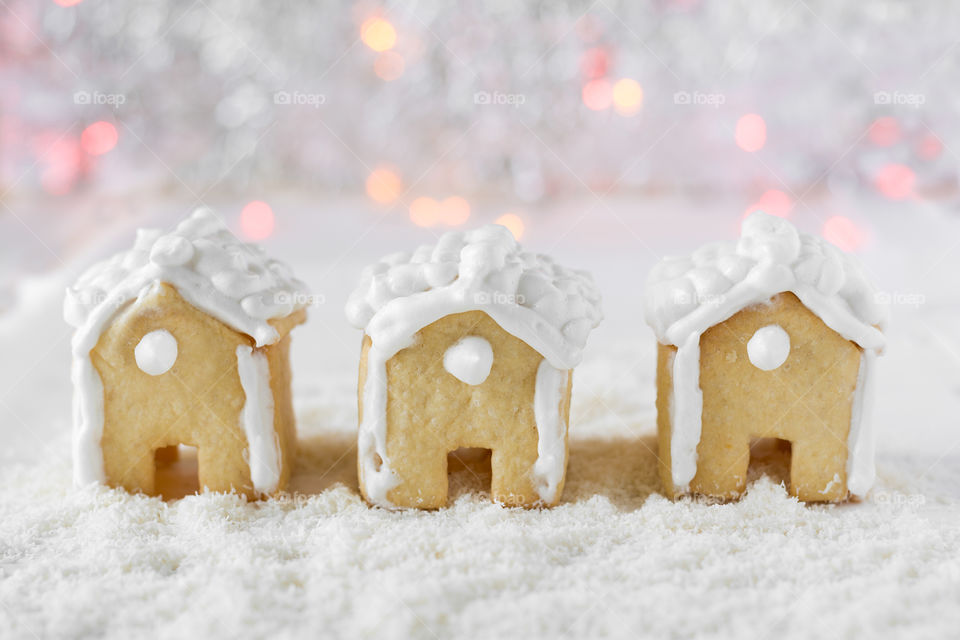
[345,224,603,369]
[644,212,887,352]
[65,208,310,351]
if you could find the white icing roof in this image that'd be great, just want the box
[644,212,887,352]
[345,225,603,369]
[65,208,309,351]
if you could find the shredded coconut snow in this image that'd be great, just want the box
[0,363,958,640]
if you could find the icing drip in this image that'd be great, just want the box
[670,332,703,491]
[443,336,494,385]
[71,355,105,485]
[646,212,886,496]
[358,343,400,506]
[746,325,791,371]
[532,359,569,504]
[847,351,877,497]
[348,225,602,507]
[134,330,178,376]
[235,345,281,494]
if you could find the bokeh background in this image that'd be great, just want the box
[1,0,959,463]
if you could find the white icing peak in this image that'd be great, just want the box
[346,224,602,370]
[135,330,178,376]
[443,336,494,386]
[64,208,309,350]
[747,325,790,371]
[644,212,887,352]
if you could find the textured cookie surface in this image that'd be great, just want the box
[93,283,300,498]
[358,311,571,508]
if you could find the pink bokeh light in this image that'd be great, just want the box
[240,201,276,241]
[874,163,915,199]
[916,134,943,160]
[580,47,608,79]
[743,189,793,219]
[735,113,766,152]
[868,117,901,147]
[582,79,612,111]
[34,132,83,195]
[822,216,867,252]
[80,121,118,156]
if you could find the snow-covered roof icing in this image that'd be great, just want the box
[644,212,887,352]
[65,208,309,353]
[345,224,603,369]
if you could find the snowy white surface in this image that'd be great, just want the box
[1,195,959,638]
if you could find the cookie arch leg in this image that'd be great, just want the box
[490,447,540,507]
[789,437,847,502]
[692,434,750,499]
[101,436,157,495]
[196,442,254,497]
[387,444,449,509]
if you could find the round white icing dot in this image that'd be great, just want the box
[747,325,791,371]
[135,330,178,376]
[443,336,494,386]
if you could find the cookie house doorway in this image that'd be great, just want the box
[154,445,200,500]
[748,437,792,488]
[447,448,493,502]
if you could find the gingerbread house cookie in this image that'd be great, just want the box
[645,212,887,502]
[346,225,602,509]
[65,208,308,498]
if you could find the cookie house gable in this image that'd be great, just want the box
[64,208,308,498]
[644,212,887,502]
[346,225,602,509]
